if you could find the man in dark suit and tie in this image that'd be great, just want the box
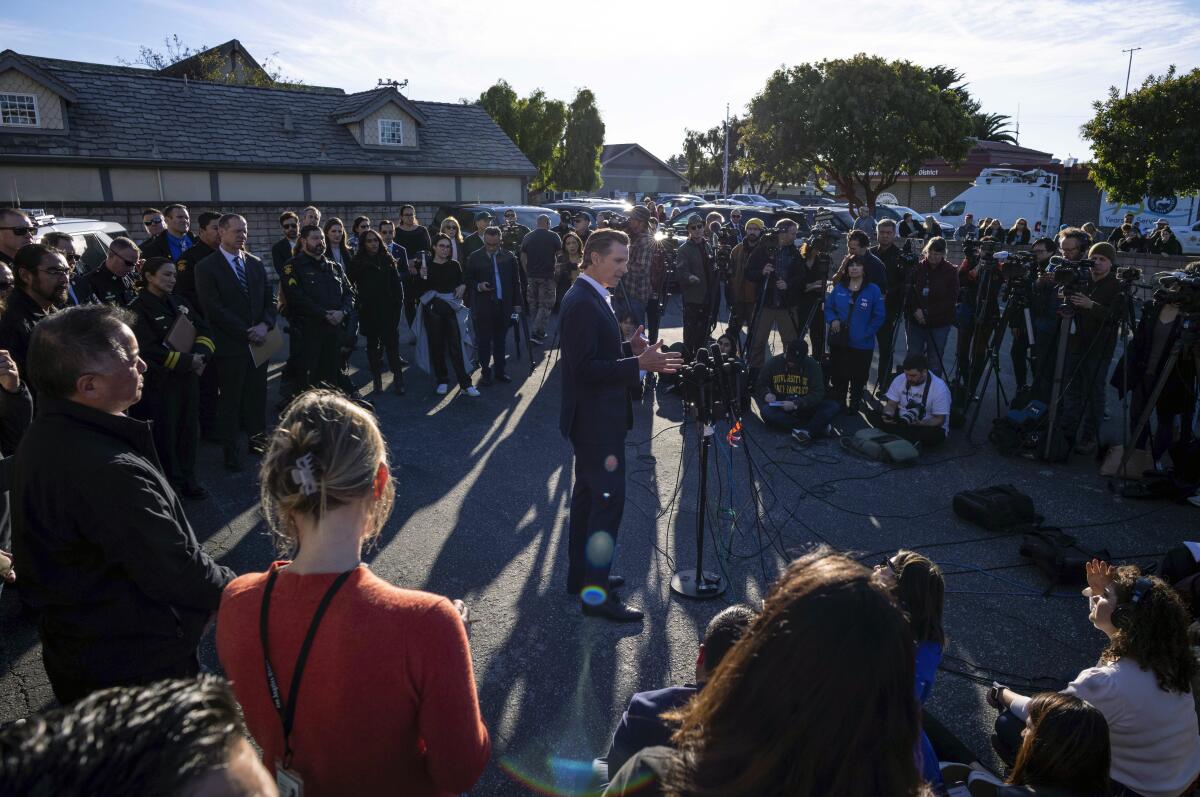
[465,226,519,386]
[194,214,276,472]
[559,229,682,622]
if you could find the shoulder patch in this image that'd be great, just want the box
[177,260,187,271]
[282,265,293,275]
[287,278,298,287]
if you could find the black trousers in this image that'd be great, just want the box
[1009,324,1030,387]
[135,375,200,484]
[364,323,403,381]
[876,310,900,386]
[875,416,947,448]
[298,322,343,392]
[829,345,874,407]
[424,300,470,388]
[567,437,626,596]
[215,355,267,452]
[683,302,708,358]
[44,645,199,706]
[645,296,663,345]
[197,361,219,439]
[472,301,509,377]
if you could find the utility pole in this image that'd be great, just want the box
[1122,47,1141,96]
[722,103,730,197]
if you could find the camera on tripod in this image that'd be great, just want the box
[500,220,525,252]
[899,237,919,269]
[803,222,840,254]
[1153,270,1200,311]
[1047,256,1095,298]
[679,345,745,424]
[1116,265,1142,283]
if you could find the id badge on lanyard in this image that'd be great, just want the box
[275,763,305,797]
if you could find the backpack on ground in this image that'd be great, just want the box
[952,485,1039,531]
[841,428,920,466]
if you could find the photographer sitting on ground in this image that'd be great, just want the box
[754,338,838,445]
[989,560,1200,797]
[875,353,952,448]
[948,693,1112,797]
[600,605,757,784]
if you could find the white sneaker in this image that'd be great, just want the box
[465,386,481,397]
[435,383,449,395]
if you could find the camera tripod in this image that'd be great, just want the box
[964,287,1038,436]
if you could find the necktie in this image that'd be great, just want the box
[492,253,502,301]
[232,255,248,294]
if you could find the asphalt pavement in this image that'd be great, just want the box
[1,301,1195,796]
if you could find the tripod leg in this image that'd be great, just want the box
[1043,316,1073,460]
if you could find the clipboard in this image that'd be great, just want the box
[250,325,285,368]
[165,313,197,352]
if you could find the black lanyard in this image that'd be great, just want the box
[259,566,355,767]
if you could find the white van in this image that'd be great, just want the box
[932,168,1062,236]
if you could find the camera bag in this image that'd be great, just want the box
[1019,529,1111,586]
[842,428,919,466]
[952,485,1038,531]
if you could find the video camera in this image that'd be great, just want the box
[898,400,927,425]
[1047,255,1094,296]
[899,237,919,269]
[1153,270,1200,311]
[679,345,746,424]
[961,237,998,264]
[598,211,629,231]
[500,219,526,253]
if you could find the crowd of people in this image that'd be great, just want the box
[0,193,1198,795]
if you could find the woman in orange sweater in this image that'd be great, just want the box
[216,390,489,796]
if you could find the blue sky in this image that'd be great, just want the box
[4,0,1200,166]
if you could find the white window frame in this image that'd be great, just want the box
[0,93,39,127]
[377,118,404,146]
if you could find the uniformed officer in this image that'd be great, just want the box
[80,237,140,306]
[173,211,222,311]
[129,257,216,499]
[282,225,354,393]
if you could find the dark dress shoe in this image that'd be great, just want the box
[223,449,244,472]
[393,380,406,395]
[607,575,625,590]
[396,356,410,368]
[582,596,644,623]
[480,374,494,387]
[496,373,512,383]
[373,375,384,393]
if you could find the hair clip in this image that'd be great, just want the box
[291,453,320,496]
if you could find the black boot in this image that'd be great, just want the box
[373,375,383,393]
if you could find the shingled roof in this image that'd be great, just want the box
[0,50,535,177]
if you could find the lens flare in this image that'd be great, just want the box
[580,585,607,606]
[585,531,614,568]
[603,454,619,472]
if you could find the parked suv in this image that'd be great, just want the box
[433,203,558,234]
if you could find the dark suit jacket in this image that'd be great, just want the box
[271,237,296,272]
[140,230,196,262]
[193,249,276,360]
[606,685,697,779]
[557,279,640,442]
[465,248,518,313]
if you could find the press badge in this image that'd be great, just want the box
[275,761,304,797]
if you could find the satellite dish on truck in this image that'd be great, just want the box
[931,168,1061,234]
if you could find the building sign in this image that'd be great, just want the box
[1100,193,1198,230]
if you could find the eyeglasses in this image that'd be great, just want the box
[0,226,35,236]
[41,266,70,277]
[145,217,164,226]
[61,253,80,263]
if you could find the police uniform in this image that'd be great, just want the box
[281,252,354,392]
[128,290,215,493]
[173,241,219,437]
[80,265,136,307]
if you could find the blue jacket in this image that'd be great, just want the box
[825,282,886,350]
[916,642,944,787]
[606,684,697,779]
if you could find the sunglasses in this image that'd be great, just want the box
[0,226,35,236]
[145,218,164,225]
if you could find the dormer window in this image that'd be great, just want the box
[0,93,38,126]
[378,118,404,146]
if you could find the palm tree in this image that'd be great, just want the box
[972,112,1017,144]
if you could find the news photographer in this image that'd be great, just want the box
[1053,242,1125,455]
[754,337,838,444]
[1110,264,1199,466]
[619,205,661,344]
[871,219,908,387]
[905,238,957,377]
[826,254,886,414]
[1011,237,1061,399]
[676,214,717,357]
[745,219,803,372]
[874,353,952,448]
[727,218,766,344]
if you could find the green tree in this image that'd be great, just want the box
[552,89,605,192]
[746,54,973,213]
[478,81,568,191]
[926,65,1015,143]
[681,116,775,192]
[1082,66,1200,203]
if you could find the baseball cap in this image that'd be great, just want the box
[628,205,652,224]
[474,211,493,222]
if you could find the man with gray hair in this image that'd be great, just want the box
[11,304,233,704]
[520,213,562,342]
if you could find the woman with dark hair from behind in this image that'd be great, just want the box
[604,546,930,796]
[961,693,1112,797]
[876,550,947,788]
[128,256,215,500]
[347,229,406,396]
[990,560,1200,797]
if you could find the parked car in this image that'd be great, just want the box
[666,204,811,238]
[433,203,558,234]
[873,204,955,237]
[727,193,783,208]
[1181,219,1200,256]
[29,211,128,277]
[544,201,633,226]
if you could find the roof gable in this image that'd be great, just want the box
[601,143,685,180]
[332,87,428,127]
[158,39,268,84]
[0,50,78,102]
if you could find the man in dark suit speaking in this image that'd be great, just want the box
[559,229,682,622]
